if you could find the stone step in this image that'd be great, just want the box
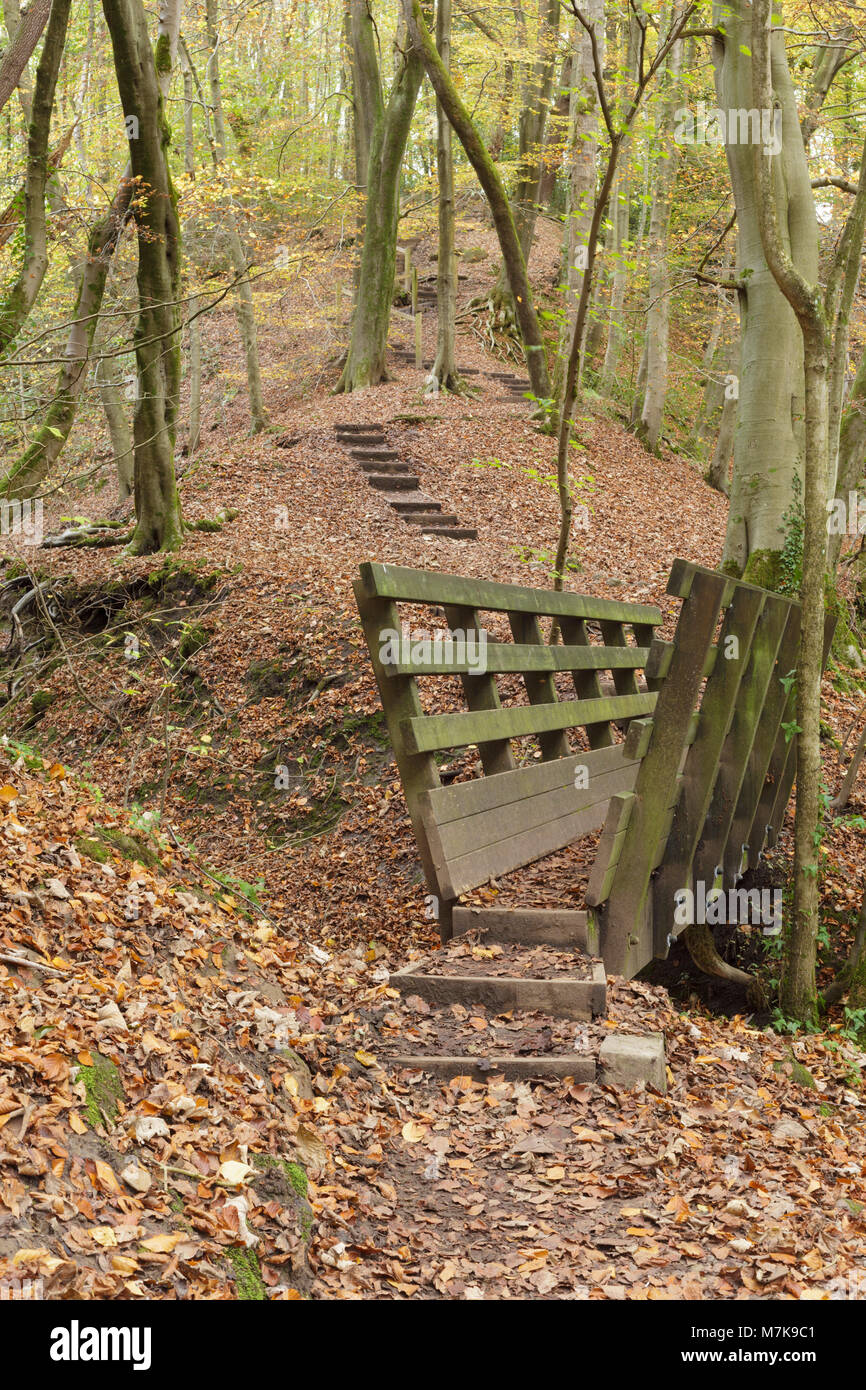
[389,958,606,1020]
[390,496,441,513]
[420,525,479,540]
[404,512,459,527]
[368,473,420,491]
[452,907,590,950]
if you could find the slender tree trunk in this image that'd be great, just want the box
[0,172,134,496]
[553,0,602,404]
[403,0,552,406]
[636,37,682,452]
[188,291,202,455]
[750,0,828,1022]
[0,0,70,355]
[96,356,134,500]
[430,0,461,392]
[204,0,268,431]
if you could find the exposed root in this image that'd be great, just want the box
[684,922,763,1006]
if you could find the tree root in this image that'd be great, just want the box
[42,522,133,548]
[683,923,765,1006]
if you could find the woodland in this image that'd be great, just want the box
[0,0,863,1310]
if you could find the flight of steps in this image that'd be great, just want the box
[335,423,478,541]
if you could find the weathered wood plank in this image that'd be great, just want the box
[426,743,633,823]
[353,582,447,928]
[652,584,766,951]
[733,605,802,880]
[585,791,635,906]
[401,691,657,754]
[430,758,640,863]
[381,641,652,676]
[559,616,616,748]
[359,562,664,625]
[598,568,728,976]
[509,610,570,759]
[442,602,515,776]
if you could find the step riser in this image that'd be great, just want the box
[390,970,605,1020]
[386,1055,597,1081]
[350,450,401,462]
[391,500,441,513]
[357,462,411,475]
[452,907,590,950]
[421,527,478,540]
[405,514,459,527]
[369,475,420,491]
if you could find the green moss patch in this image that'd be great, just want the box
[77,1051,124,1128]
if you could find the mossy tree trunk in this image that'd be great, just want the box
[403,0,552,406]
[0,173,134,497]
[336,0,425,393]
[102,0,184,553]
[0,0,70,357]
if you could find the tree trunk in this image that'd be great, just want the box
[96,356,134,500]
[336,0,425,393]
[714,0,815,585]
[403,0,552,406]
[203,0,268,432]
[102,0,183,553]
[553,0,602,405]
[0,0,70,355]
[0,0,50,116]
[0,172,134,497]
[750,0,828,1023]
[636,37,682,453]
[430,0,461,392]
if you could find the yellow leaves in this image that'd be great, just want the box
[110,1255,139,1276]
[354,1048,377,1067]
[0,784,19,804]
[90,1226,118,1248]
[139,1232,186,1253]
[401,1120,428,1143]
[218,1160,255,1187]
[516,1250,548,1274]
[47,763,66,780]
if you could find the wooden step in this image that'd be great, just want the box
[350,448,402,461]
[390,496,441,513]
[389,958,606,1020]
[452,906,591,950]
[335,422,385,433]
[404,512,459,527]
[420,525,478,540]
[385,1054,597,1081]
[357,459,411,475]
[338,433,386,446]
[368,473,420,491]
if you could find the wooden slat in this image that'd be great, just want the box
[559,616,615,748]
[442,603,515,776]
[359,562,664,625]
[600,620,640,699]
[599,568,728,976]
[401,691,657,754]
[652,584,766,950]
[430,758,640,863]
[586,791,635,906]
[509,610,570,759]
[381,641,652,676]
[425,788,620,900]
[763,613,837,849]
[732,605,802,880]
[426,743,632,824]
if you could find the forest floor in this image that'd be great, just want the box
[1,212,865,1300]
